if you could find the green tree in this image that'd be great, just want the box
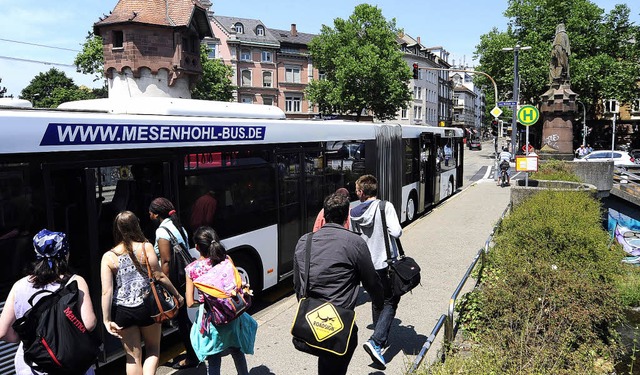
[306,4,412,121]
[474,0,640,118]
[192,44,235,101]
[21,68,77,107]
[74,32,106,84]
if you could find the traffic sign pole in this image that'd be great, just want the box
[517,105,540,187]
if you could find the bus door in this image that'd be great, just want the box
[275,148,324,279]
[43,160,171,362]
[419,133,438,209]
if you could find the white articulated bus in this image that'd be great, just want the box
[0,97,462,367]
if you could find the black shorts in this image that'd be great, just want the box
[113,304,155,328]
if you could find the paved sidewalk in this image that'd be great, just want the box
[159,178,512,375]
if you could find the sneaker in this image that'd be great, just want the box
[363,339,386,368]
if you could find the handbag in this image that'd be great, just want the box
[130,246,180,323]
[379,201,421,297]
[290,233,356,356]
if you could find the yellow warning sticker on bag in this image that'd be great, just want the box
[305,302,344,342]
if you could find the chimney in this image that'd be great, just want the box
[290,23,298,37]
[417,36,421,44]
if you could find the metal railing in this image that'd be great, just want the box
[410,204,511,373]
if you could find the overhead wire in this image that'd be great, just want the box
[0,37,80,68]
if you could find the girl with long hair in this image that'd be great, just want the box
[185,226,257,375]
[0,229,97,375]
[101,211,183,375]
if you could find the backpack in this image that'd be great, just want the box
[193,257,251,329]
[161,226,194,289]
[12,277,101,375]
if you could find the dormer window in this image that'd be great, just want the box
[256,25,265,36]
[234,22,244,34]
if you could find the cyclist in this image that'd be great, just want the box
[498,147,512,186]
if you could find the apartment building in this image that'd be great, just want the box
[210,15,280,105]
[270,24,318,119]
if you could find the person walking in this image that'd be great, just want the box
[101,211,184,375]
[0,229,98,375]
[185,226,257,375]
[312,187,350,232]
[148,197,198,369]
[349,174,402,368]
[294,192,383,375]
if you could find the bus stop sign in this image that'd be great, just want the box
[517,105,539,126]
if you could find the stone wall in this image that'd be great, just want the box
[511,180,597,209]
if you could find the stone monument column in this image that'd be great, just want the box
[540,24,578,160]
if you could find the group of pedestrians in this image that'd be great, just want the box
[0,196,254,375]
[0,175,406,375]
[294,174,405,374]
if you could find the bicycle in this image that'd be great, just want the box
[499,168,509,187]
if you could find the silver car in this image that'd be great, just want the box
[574,150,638,169]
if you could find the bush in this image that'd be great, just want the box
[421,190,624,375]
[530,159,582,182]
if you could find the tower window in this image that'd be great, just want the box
[112,30,123,48]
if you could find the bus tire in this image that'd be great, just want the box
[229,251,262,294]
[406,191,418,222]
[447,178,455,198]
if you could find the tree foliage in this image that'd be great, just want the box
[19,68,102,108]
[191,44,235,101]
[475,0,640,119]
[74,32,106,84]
[306,4,412,121]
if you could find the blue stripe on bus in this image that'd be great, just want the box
[40,123,267,145]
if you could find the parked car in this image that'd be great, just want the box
[573,150,638,169]
[468,139,482,150]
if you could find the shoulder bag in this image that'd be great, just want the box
[130,245,180,323]
[379,201,421,297]
[290,232,356,356]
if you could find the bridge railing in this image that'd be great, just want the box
[410,203,511,373]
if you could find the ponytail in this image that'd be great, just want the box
[192,226,226,266]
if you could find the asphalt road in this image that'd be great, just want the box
[103,140,511,375]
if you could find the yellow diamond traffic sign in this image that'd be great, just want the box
[517,105,539,126]
[305,302,344,342]
[490,106,502,118]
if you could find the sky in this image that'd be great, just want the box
[0,0,637,98]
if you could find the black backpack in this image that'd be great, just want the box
[161,226,194,290]
[12,277,101,375]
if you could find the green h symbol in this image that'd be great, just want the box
[523,109,534,121]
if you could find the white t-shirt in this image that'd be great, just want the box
[499,151,512,162]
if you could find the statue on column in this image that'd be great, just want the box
[540,23,577,158]
[549,23,571,88]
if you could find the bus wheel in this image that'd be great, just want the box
[447,179,455,197]
[406,192,417,222]
[230,252,262,294]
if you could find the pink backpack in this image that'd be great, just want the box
[193,257,251,331]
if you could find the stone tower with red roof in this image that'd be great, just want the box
[94,0,213,99]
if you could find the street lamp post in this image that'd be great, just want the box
[577,100,586,146]
[502,45,531,153]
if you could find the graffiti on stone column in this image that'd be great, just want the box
[544,133,560,149]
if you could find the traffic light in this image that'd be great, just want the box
[412,63,419,79]
[491,119,499,136]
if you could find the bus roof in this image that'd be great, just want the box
[57,97,286,120]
